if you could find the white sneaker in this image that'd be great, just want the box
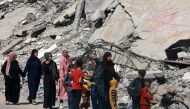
[59,103,64,109]
[32,99,37,105]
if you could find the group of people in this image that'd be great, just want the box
[1,48,121,109]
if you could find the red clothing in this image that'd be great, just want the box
[71,68,84,90]
[140,87,153,109]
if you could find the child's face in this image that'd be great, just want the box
[145,82,151,88]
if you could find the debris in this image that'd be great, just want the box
[23,13,37,24]
[38,44,58,60]
[182,72,190,82]
[0,38,23,55]
[28,0,37,3]
[91,0,115,22]
[53,1,78,25]
[84,0,104,21]
[72,0,85,34]
[89,5,135,44]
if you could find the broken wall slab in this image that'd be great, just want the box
[89,5,134,44]
[0,7,36,39]
[72,0,85,34]
[38,44,59,60]
[0,38,23,55]
[120,0,190,60]
[53,1,78,25]
[90,0,115,22]
[85,0,104,21]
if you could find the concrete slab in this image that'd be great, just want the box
[0,38,23,55]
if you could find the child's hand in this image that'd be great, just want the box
[154,98,160,101]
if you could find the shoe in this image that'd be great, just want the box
[59,103,64,109]
[32,99,37,105]
[5,101,13,105]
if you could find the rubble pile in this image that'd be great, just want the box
[0,0,190,108]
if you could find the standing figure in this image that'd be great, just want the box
[128,70,146,109]
[72,58,84,109]
[64,64,74,109]
[102,52,121,109]
[1,52,25,104]
[91,58,106,109]
[24,49,42,104]
[140,80,159,109]
[42,52,59,109]
[59,48,72,108]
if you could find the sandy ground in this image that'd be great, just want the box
[0,92,65,109]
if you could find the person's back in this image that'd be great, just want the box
[128,70,146,109]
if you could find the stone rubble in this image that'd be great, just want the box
[0,0,190,109]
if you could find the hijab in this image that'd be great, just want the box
[29,49,38,61]
[6,52,17,76]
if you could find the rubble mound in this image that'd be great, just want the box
[0,0,190,108]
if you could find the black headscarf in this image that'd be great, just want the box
[24,49,41,74]
[29,49,39,62]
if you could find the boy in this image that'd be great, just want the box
[140,80,159,109]
[128,69,146,109]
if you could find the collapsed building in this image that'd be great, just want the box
[0,0,190,108]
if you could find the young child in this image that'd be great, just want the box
[140,80,159,109]
[64,64,74,109]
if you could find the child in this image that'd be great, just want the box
[140,80,159,109]
[71,58,84,109]
[64,64,74,109]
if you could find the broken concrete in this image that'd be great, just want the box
[0,38,23,55]
[0,7,36,39]
[89,5,134,44]
[24,13,37,24]
[38,44,58,60]
[53,1,78,25]
[121,0,190,60]
[91,0,115,22]
[84,0,104,21]
[72,0,85,34]
[182,72,190,82]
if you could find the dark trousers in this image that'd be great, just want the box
[132,96,140,109]
[67,91,73,109]
[105,81,111,109]
[91,93,105,109]
[28,79,40,100]
[5,77,20,103]
[72,90,82,109]
[91,86,106,109]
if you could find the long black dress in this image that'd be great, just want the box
[1,60,25,103]
[42,60,59,108]
[24,49,42,101]
[102,60,120,109]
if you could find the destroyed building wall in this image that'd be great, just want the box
[0,0,190,108]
